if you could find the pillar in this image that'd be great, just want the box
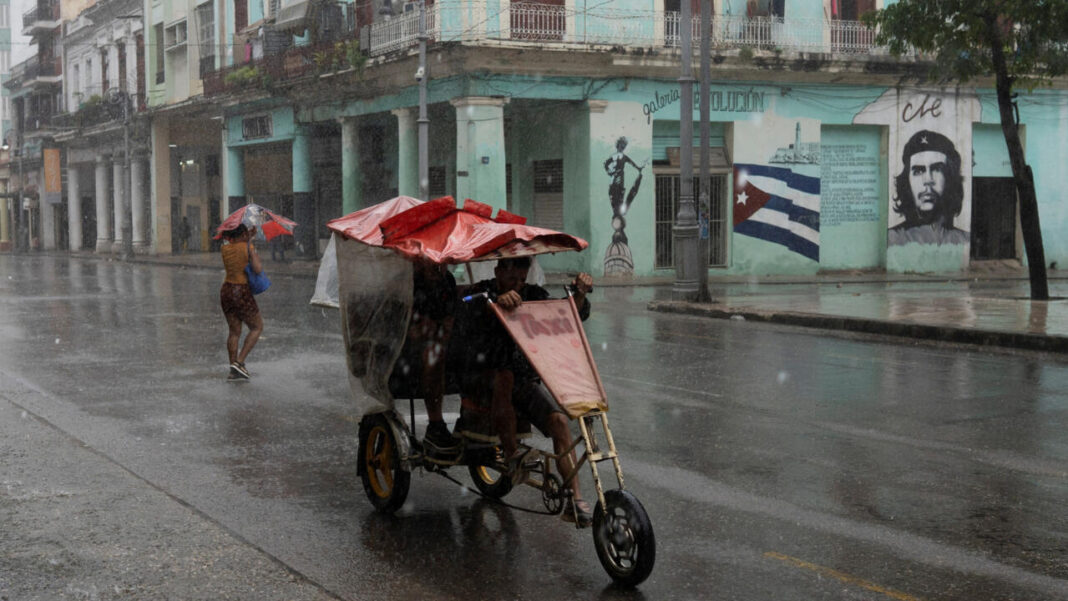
[94,155,111,253]
[226,144,245,213]
[392,108,418,198]
[131,154,148,252]
[0,191,10,251]
[112,160,125,253]
[450,97,508,211]
[67,163,82,251]
[292,126,316,258]
[150,118,172,255]
[340,116,360,214]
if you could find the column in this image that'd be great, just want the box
[94,155,111,253]
[392,108,418,198]
[112,160,125,253]
[340,116,360,214]
[226,144,245,213]
[150,118,172,254]
[0,193,10,251]
[67,164,82,251]
[131,154,148,252]
[292,126,315,258]
[450,97,508,212]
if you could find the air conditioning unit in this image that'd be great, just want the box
[403,2,417,13]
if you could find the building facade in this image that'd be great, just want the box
[10,0,1068,281]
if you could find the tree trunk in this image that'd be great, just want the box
[988,18,1049,300]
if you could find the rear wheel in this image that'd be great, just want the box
[468,449,513,499]
[358,414,410,513]
[593,489,655,587]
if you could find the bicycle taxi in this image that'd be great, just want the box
[312,196,655,586]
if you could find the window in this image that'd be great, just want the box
[100,48,109,93]
[154,23,165,84]
[0,50,9,72]
[196,2,215,78]
[0,4,8,28]
[165,20,188,51]
[654,173,728,268]
[117,43,127,91]
[242,115,272,139]
[71,64,80,98]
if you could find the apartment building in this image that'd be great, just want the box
[17,0,1068,280]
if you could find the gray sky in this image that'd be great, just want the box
[11,0,37,64]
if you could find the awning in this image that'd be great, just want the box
[274,0,314,33]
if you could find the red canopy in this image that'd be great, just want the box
[327,196,587,264]
[214,203,298,240]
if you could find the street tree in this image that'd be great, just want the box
[865,0,1068,300]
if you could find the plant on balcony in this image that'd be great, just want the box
[314,40,367,77]
[73,94,107,127]
[224,66,271,90]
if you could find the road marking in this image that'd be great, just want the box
[764,551,925,601]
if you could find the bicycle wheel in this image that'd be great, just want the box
[592,489,655,587]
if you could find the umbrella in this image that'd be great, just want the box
[214,203,298,240]
[327,196,587,265]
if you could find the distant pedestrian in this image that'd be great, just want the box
[219,224,263,381]
[178,217,192,253]
[269,234,286,262]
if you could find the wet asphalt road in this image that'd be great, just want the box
[1,254,1067,601]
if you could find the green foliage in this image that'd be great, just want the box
[864,0,1068,89]
[224,66,269,89]
[314,39,366,76]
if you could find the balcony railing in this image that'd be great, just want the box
[367,2,902,57]
[24,56,63,81]
[22,1,61,30]
[202,41,347,97]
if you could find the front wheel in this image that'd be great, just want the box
[358,413,411,513]
[593,489,655,587]
[468,455,513,500]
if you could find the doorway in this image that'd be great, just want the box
[970,177,1016,260]
[80,196,96,250]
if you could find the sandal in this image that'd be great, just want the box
[562,498,593,528]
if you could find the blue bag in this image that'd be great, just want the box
[245,245,270,295]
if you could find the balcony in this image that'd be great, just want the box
[22,56,63,88]
[366,2,903,58]
[202,40,358,97]
[22,1,61,37]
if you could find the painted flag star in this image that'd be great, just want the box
[736,190,749,205]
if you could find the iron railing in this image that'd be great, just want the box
[22,0,61,30]
[367,3,901,57]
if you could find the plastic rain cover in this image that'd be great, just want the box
[336,235,413,415]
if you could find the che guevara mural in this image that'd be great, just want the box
[855,89,978,256]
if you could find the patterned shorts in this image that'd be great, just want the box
[220,282,260,324]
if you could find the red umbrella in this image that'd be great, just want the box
[214,203,298,240]
[327,196,587,264]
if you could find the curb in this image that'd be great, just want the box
[647,300,1068,354]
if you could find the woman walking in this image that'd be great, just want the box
[219,224,263,380]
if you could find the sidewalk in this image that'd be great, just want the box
[61,250,1068,354]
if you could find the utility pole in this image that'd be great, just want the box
[122,91,133,260]
[417,0,429,201]
[673,0,700,300]
[695,0,712,302]
[16,138,25,253]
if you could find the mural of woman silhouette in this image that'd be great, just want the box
[603,136,647,276]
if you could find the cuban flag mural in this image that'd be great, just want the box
[733,164,821,262]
